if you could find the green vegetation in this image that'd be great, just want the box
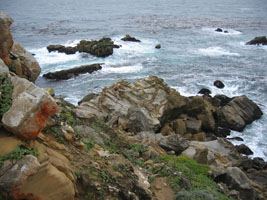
[122,143,148,167]
[0,142,39,167]
[0,73,13,127]
[82,138,95,151]
[152,155,232,200]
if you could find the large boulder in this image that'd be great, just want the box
[0,11,13,63]
[158,134,189,154]
[0,59,9,74]
[218,95,263,131]
[182,138,241,168]
[76,76,188,132]
[246,36,267,45]
[2,76,58,140]
[43,63,102,80]
[214,167,254,200]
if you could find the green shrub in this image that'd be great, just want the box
[0,142,39,167]
[0,73,13,127]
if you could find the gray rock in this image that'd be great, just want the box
[158,134,189,154]
[0,59,9,75]
[235,144,253,155]
[186,119,202,134]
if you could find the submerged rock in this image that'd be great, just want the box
[246,36,267,45]
[215,28,223,32]
[214,80,225,89]
[43,63,102,80]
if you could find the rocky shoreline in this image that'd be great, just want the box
[1,11,267,200]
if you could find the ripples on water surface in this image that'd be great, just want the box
[1,0,267,160]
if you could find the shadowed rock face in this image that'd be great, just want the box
[121,34,141,42]
[43,63,102,80]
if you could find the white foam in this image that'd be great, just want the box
[197,46,240,57]
[31,47,80,65]
[202,27,242,35]
[101,63,143,74]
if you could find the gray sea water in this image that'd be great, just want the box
[1,0,267,160]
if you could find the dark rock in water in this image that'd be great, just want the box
[47,37,120,57]
[47,45,65,52]
[246,36,267,45]
[121,34,141,42]
[252,157,265,170]
[78,93,97,105]
[235,144,253,155]
[227,137,244,141]
[214,95,232,107]
[215,28,223,32]
[155,44,161,49]
[218,95,263,132]
[214,80,225,89]
[198,88,211,96]
[224,30,229,33]
[77,37,118,57]
[43,63,102,80]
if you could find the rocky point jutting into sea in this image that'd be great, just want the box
[1,11,267,200]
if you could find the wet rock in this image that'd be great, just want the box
[214,167,254,200]
[198,88,211,96]
[227,136,244,141]
[2,76,58,140]
[214,80,225,89]
[218,95,263,131]
[0,11,13,63]
[155,44,161,49]
[215,28,223,32]
[246,36,267,45]
[47,44,65,52]
[43,63,102,80]
[121,34,141,42]
[236,144,253,155]
[214,126,231,137]
[77,38,118,57]
[158,134,189,154]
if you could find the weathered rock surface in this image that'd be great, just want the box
[121,34,141,42]
[0,11,13,63]
[246,36,267,45]
[76,75,188,132]
[2,76,58,140]
[47,37,120,57]
[236,144,253,155]
[218,95,263,131]
[43,63,102,80]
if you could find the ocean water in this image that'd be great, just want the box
[1,0,267,160]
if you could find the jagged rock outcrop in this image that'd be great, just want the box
[76,76,188,132]
[43,63,102,80]
[0,12,40,82]
[246,36,267,45]
[47,37,120,57]
[2,76,58,140]
[0,11,13,63]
